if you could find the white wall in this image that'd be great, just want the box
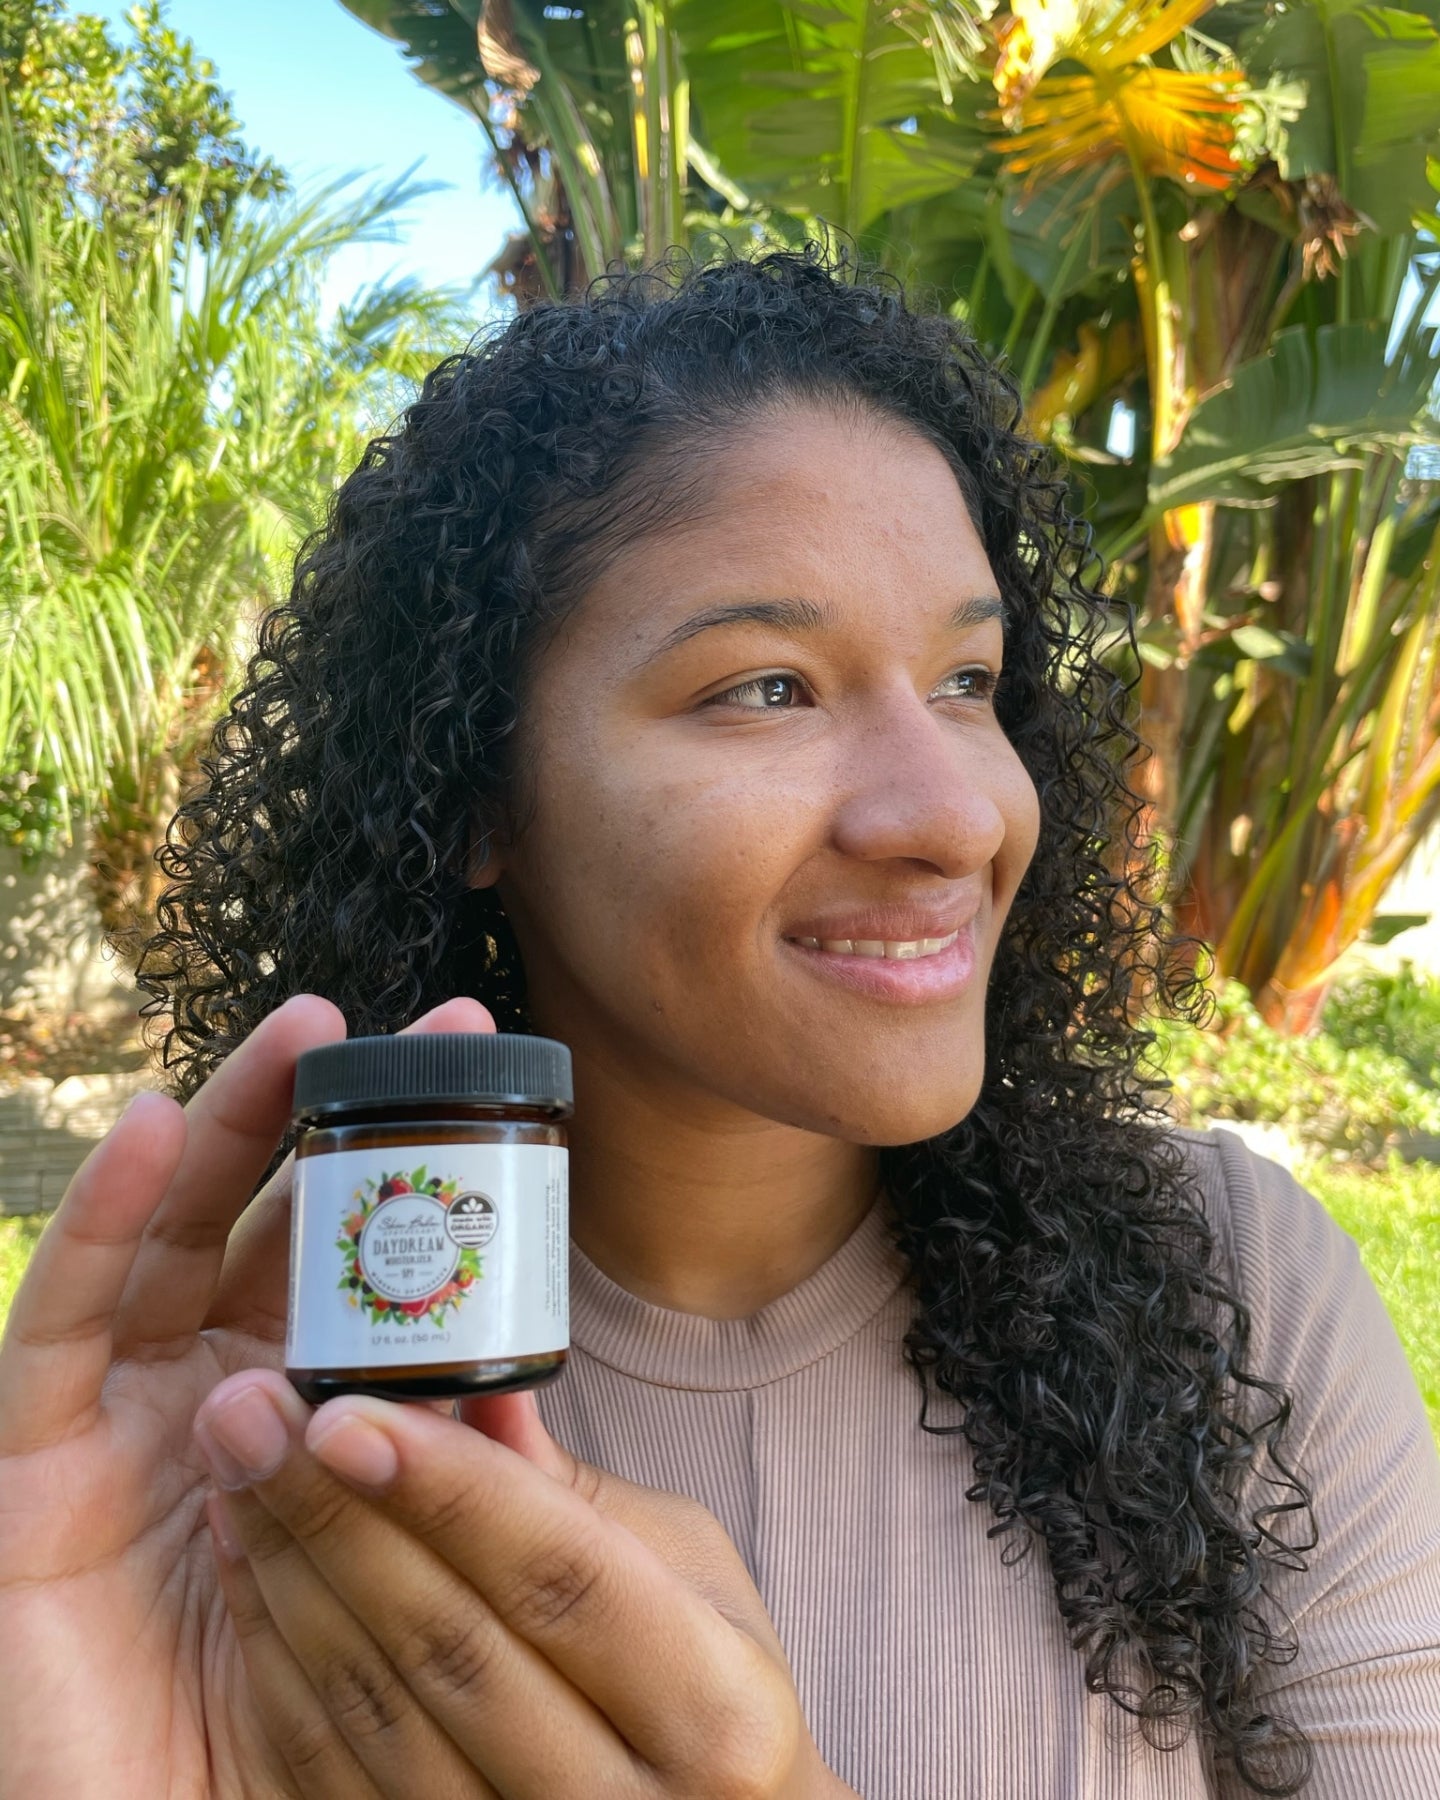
[0,841,137,1020]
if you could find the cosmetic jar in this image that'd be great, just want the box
[285,1032,572,1403]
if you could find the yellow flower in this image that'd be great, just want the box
[993,0,1247,193]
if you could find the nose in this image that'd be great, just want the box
[826,688,1013,880]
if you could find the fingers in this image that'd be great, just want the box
[208,1486,484,1800]
[303,1390,783,1785]
[207,1493,375,1800]
[197,1374,623,1798]
[113,994,349,1354]
[203,1153,299,1341]
[0,1091,187,1452]
[204,997,498,1337]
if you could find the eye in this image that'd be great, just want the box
[706,674,803,710]
[935,666,1000,702]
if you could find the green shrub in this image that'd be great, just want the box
[1322,961,1440,1091]
[1150,980,1440,1166]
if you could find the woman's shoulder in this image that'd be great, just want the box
[1166,1121,1437,1485]
[1162,1134,1440,1785]
[1164,1121,1352,1305]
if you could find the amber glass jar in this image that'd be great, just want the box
[285,1032,573,1403]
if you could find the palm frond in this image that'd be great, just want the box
[0,103,465,850]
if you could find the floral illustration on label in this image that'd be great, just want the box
[336,1167,487,1328]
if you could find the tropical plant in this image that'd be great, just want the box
[339,0,1440,1028]
[340,0,994,291]
[338,0,676,298]
[975,0,1440,1026]
[0,97,471,949]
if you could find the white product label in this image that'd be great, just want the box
[286,1143,567,1371]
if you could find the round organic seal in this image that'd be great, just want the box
[447,1191,498,1250]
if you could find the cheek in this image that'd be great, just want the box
[532,751,802,978]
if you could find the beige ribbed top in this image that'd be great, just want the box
[534,1128,1440,1799]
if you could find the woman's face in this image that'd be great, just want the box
[478,403,1041,1144]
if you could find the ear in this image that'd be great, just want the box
[464,812,509,891]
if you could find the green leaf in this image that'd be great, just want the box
[1241,0,1440,233]
[1230,624,1315,678]
[1000,166,1137,303]
[1231,624,1288,659]
[1148,323,1440,512]
[1365,912,1432,944]
[677,0,987,237]
[333,1,492,114]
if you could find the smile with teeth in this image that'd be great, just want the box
[788,930,960,960]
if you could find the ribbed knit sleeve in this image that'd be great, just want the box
[1194,1130,1440,1800]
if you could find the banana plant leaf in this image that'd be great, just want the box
[1148,320,1440,511]
[341,0,695,280]
[1240,0,1440,234]
[999,163,1138,301]
[335,0,493,114]
[675,0,990,238]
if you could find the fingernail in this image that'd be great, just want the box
[195,1386,290,1489]
[308,1411,399,1491]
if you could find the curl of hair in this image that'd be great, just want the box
[138,245,1319,1793]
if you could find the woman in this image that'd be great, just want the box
[1,249,1436,1799]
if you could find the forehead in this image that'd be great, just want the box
[571,404,995,649]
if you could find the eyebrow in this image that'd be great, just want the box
[638,593,1008,668]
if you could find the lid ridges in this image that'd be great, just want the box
[293,1033,573,1115]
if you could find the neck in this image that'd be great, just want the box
[558,1045,880,1321]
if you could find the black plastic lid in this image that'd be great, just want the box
[292,1032,573,1119]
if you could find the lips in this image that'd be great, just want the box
[781,923,979,1005]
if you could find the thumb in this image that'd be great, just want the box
[456,1388,782,1655]
[456,1387,721,1556]
[456,1389,673,1532]
[456,1388,574,1480]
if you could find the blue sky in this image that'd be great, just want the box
[97,0,521,320]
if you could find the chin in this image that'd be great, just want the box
[841,1107,977,1148]
[775,1074,984,1148]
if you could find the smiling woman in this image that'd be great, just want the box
[1,248,1436,1800]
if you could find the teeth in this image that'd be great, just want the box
[796,931,959,959]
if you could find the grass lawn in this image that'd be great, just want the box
[0,1213,46,1334]
[1302,1157,1440,1443]
[1,1165,1437,1445]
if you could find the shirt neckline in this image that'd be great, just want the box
[567,1189,911,1391]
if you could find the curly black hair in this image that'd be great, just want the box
[137,245,1319,1794]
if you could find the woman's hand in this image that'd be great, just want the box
[0,992,498,1798]
[197,1372,857,1799]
